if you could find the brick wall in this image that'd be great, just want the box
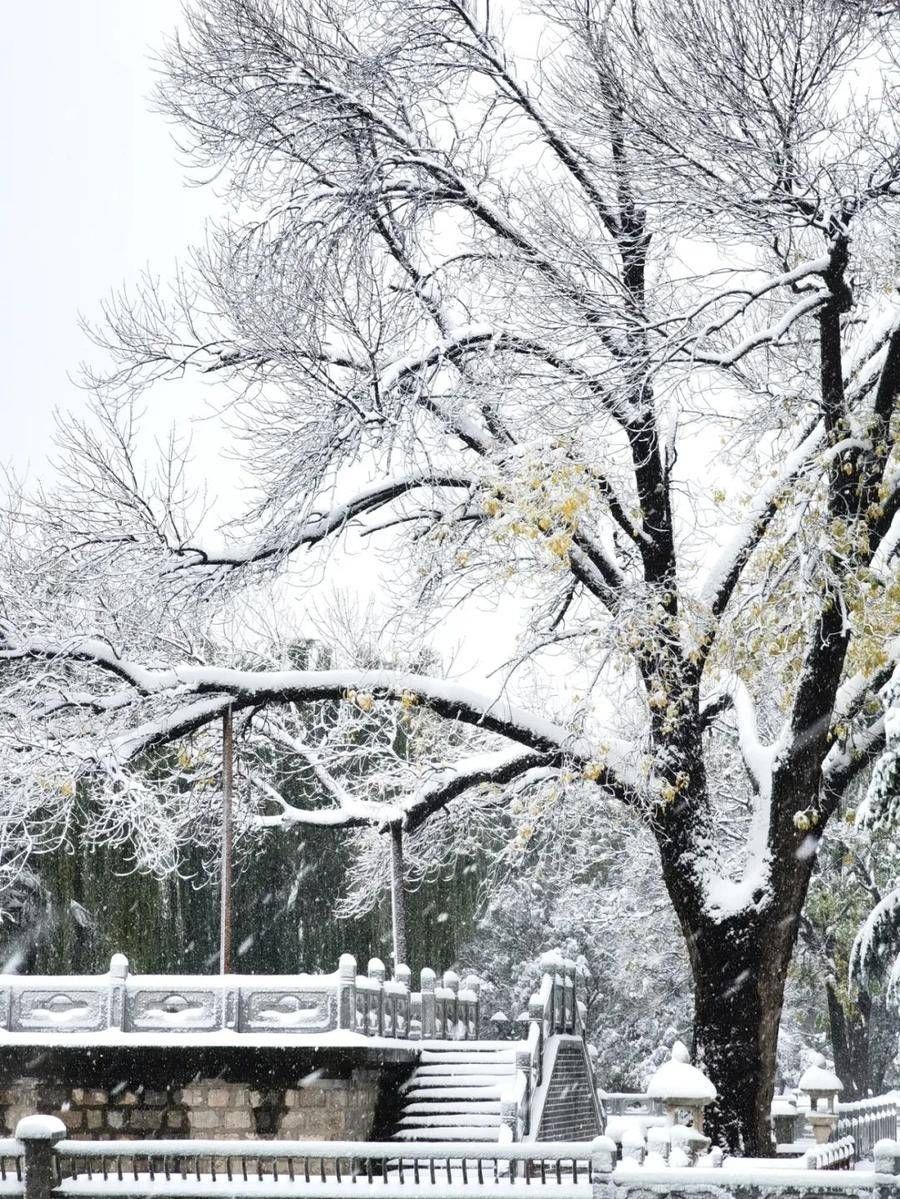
[0,1047,402,1143]
[536,1036,601,1141]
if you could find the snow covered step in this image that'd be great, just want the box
[413,1062,515,1076]
[391,1044,515,1145]
[402,1085,505,1101]
[418,1049,517,1065]
[402,1101,502,1115]
[399,1111,502,1126]
[403,1074,506,1089]
[393,1126,504,1141]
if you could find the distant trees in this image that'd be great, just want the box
[847,684,900,1052]
[0,822,478,980]
[794,820,898,1098]
[4,0,900,1150]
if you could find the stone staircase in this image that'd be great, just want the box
[392,1044,521,1143]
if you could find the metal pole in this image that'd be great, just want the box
[389,822,408,970]
[220,705,233,974]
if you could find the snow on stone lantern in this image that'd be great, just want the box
[798,1054,843,1144]
[771,1097,800,1146]
[647,1040,717,1135]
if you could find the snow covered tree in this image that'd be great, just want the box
[456,862,692,1091]
[849,683,900,1020]
[794,819,898,1098]
[4,0,900,1151]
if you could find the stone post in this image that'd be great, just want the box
[463,975,481,1039]
[337,953,357,1031]
[646,1126,670,1164]
[771,1098,798,1146]
[528,992,544,1086]
[590,1136,616,1199]
[620,1127,645,1165]
[500,1094,519,1146]
[563,959,576,1032]
[367,958,385,1036]
[443,970,459,1039]
[108,952,128,1030]
[420,968,436,1038]
[17,1115,66,1199]
[577,999,587,1037]
[395,963,411,1038]
[539,951,560,1034]
[874,1138,900,1176]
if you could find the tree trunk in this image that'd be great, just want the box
[657,778,817,1155]
[826,980,871,1099]
[688,911,792,1154]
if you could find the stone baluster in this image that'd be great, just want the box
[539,951,559,1034]
[563,959,575,1031]
[463,975,481,1039]
[443,970,459,1039]
[499,1094,519,1144]
[395,963,411,1038]
[17,1116,67,1199]
[108,952,128,1031]
[420,967,436,1038]
[337,953,357,1030]
[528,992,544,1086]
[367,958,385,1036]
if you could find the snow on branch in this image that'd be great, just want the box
[703,674,777,800]
[850,887,900,987]
[685,256,830,341]
[252,746,552,833]
[250,774,400,830]
[691,291,827,367]
[172,473,475,570]
[0,633,645,804]
[698,420,823,621]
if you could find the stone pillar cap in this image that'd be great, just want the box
[15,1115,66,1141]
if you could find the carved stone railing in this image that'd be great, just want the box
[600,1093,664,1118]
[836,1096,899,1160]
[0,953,481,1042]
[772,1088,899,1161]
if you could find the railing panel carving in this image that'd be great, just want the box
[0,955,480,1044]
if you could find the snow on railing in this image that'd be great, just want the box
[0,953,482,1043]
[10,1122,900,1199]
[836,1095,899,1160]
[14,1121,611,1198]
[771,1088,899,1162]
[800,1136,855,1170]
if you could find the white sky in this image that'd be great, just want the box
[1,2,207,475]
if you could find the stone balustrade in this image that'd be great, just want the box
[0,953,482,1042]
[836,1096,899,1160]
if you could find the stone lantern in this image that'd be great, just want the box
[771,1097,800,1146]
[647,1041,717,1135]
[798,1054,843,1144]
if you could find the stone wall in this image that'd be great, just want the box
[536,1035,602,1141]
[0,1046,406,1142]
